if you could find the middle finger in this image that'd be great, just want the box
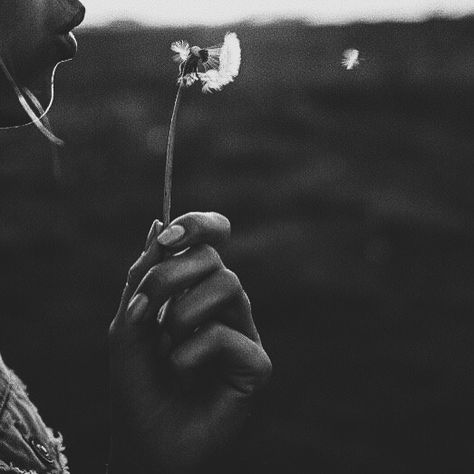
[164,268,260,343]
[135,244,224,325]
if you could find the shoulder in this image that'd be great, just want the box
[0,354,69,473]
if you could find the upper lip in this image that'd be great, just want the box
[57,7,86,34]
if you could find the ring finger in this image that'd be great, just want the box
[164,268,260,344]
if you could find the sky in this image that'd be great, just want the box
[81,0,474,27]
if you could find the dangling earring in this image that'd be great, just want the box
[0,55,63,146]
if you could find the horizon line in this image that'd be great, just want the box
[79,11,474,30]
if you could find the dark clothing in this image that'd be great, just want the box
[0,355,69,473]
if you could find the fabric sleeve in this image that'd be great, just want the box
[0,366,69,474]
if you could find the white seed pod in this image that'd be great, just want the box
[342,49,360,70]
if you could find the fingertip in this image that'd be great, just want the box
[145,219,164,250]
[158,212,231,249]
[157,224,186,246]
[127,293,149,324]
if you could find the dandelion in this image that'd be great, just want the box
[341,48,360,70]
[162,32,241,229]
[171,32,241,93]
[171,40,190,63]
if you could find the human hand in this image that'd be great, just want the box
[108,212,272,473]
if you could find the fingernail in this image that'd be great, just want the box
[145,220,161,250]
[157,225,185,246]
[127,293,149,324]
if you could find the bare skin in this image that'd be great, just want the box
[109,213,272,473]
[1,2,272,472]
[0,0,85,127]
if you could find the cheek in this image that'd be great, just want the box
[1,1,52,78]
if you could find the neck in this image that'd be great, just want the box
[0,60,54,128]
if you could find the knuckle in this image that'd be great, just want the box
[220,269,244,299]
[169,351,181,371]
[213,212,231,239]
[166,304,188,337]
[127,261,140,282]
[260,351,273,380]
[149,264,171,291]
[173,312,190,336]
[206,320,226,340]
[169,347,190,372]
[206,212,231,242]
[253,349,273,388]
[108,318,120,343]
[198,244,223,269]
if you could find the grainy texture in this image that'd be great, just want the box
[0,18,473,474]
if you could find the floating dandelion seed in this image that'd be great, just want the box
[342,49,360,70]
[161,33,241,233]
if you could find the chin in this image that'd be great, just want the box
[0,65,56,128]
[54,32,79,63]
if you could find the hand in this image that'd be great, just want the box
[108,212,272,473]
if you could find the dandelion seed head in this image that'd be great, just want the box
[219,32,241,78]
[171,40,190,63]
[199,69,223,93]
[190,46,202,57]
[171,32,241,93]
[342,48,360,70]
[178,72,198,87]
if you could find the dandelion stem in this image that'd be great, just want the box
[163,83,184,228]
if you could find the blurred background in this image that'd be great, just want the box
[1,1,474,472]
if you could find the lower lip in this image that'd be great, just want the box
[55,32,78,59]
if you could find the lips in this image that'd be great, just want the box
[56,5,86,35]
[54,5,85,60]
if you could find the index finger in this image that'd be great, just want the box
[117,220,164,314]
[157,212,231,252]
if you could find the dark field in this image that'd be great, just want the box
[1,17,474,473]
